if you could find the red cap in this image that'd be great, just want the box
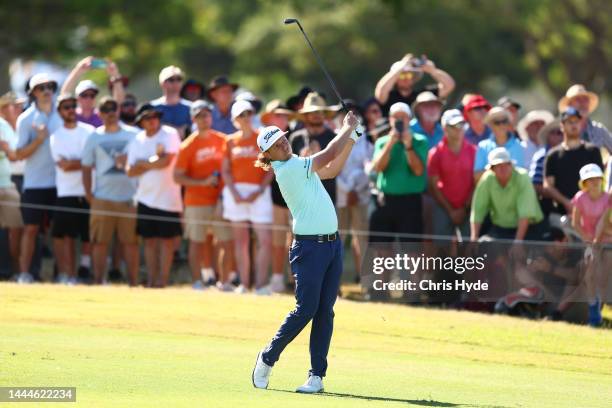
[463,94,491,115]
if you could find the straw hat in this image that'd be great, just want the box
[297,92,339,119]
[558,84,599,114]
[517,110,555,141]
[260,99,295,125]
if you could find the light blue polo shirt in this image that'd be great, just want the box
[410,118,443,150]
[474,134,526,172]
[271,154,337,235]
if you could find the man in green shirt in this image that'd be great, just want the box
[470,147,544,241]
[370,102,428,242]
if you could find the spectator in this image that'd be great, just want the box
[208,75,238,134]
[285,85,312,133]
[497,96,522,135]
[235,90,263,130]
[517,110,555,168]
[81,96,140,285]
[173,100,235,291]
[544,107,603,216]
[180,79,206,102]
[221,100,273,294]
[49,94,93,285]
[119,93,138,127]
[571,164,610,326]
[61,56,126,127]
[474,106,526,181]
[261,99,295,293]
[289,92,340,203]
[470,147,544,241]
[558,84,612,153]
[462,94,493,146]
[370,102,427,242]
[361,97,385,140]
[428,109,476,238]
[0,93,24,275]
[375,54,455,116]
[126,104,182,288]
[530,120,563,218]
[410,91,444,150]
[14,73,63,284]
[150,65,192,138]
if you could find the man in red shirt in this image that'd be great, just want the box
[174,100,234,290]
[428,109,476,239]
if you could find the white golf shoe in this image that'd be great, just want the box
[296,375,324,393]
[252,351,272,389]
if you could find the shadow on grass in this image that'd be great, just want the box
[269,388,506,407]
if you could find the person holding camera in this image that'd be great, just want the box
[369,102,428,242]
[375,54,455,117]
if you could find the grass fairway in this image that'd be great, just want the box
[0,283,611,407]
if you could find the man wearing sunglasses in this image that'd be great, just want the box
[375,53,455,117]
[473,106,526,183]
[150,65,192,139]
[13,73,63,284]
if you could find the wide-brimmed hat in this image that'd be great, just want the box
[578,163,604,189]
[411,91,442,112]
[536,119,562,146]
[484,106,511,126]
[558,84,599,114]
[517,110,555,141]
[261,99,295,125]
[286,86,313,111]
[135,103,162,126]
[206,75,238,98]
[298,92,338,118]
[0,91,26,107]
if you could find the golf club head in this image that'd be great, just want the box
[284,18,298,25]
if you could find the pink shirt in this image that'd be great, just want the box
[427,138,477,209]
[571,190,610,241]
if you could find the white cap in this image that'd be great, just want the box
[231,99,254,121]
[28,73,57,94]
[257,126,287,152]
[486,147,512,169]
[579,163,603,185]
[158,65,184,84]
[441,109,465,127]
[75,80,99,96]
[389,102,411,117]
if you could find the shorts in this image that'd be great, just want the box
[51,196,89,241]
[369,193,423,243]
[183,204,232,243]
[90,198,138,245]
[0,185,24,228]
[20,187,57,227]
[136,202,182,239]
[272,205,292,246]
[222,183,273,224]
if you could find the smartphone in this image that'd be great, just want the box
[90,58,107,69]
[394,120,404,134]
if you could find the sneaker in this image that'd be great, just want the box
[204,277,217,287]
[252,351,272,389]
[269,277,285,293]
[107,268,122,283]
[296,375,324,393]
[17,272,34,284]
[216,281,235,292]
[192,280,205,291]
[229,272,240,287]
[234,284,248,294]
[67,277,78,286]
[56,273,70,285]
[588,299,603,327]
[255,286,272,296]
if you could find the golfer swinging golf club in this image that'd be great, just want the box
[251,110,360,393]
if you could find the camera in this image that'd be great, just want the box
[394,120,404,134]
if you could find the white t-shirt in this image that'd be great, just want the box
[127,125,182,212]
[50,123,94,197]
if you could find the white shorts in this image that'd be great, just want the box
[222,183,273,224]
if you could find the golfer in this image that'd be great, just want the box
[251,111,360,393]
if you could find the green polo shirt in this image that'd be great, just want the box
[373,133,428,195]
[470,168,543,228]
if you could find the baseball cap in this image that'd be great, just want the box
[486,147,512,169]
[257,126,288,153]
[441,109,465,127]
[389,102,411,117]
[159,65,184,84]
[135,103,162,126]
[75,80,99,96]
[56,93,77,108]
[463,94,491,114]
[578,163,603,189]
[235,91,262,113]
[561,107,582,121]
[190,100,213,117]
[231,100,254,121]
[98,96,118,109]
[497,96,521,110]
[28,73,58,94]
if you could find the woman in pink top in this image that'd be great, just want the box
[571,163,610,326]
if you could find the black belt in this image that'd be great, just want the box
[295,232,339,242]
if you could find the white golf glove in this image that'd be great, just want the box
[350,124,365,142]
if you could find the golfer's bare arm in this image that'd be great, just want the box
[310,114,357,174]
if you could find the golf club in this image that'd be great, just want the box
[284,17,361,136]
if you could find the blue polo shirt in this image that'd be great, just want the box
[474,134,526,172]
[410,118,443,150]
[150,97,192,131]
[271,154,337,235]
[211,105,237,134]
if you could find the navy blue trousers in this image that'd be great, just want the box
[262,237,343,377]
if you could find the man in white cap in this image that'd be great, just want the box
[150,65,192,138]
[251,111,359,394]
[558,84,611,153]
[471,147,543,241]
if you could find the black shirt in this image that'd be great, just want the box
[380,84,439,117]
[289,127,337,203]
[544,142,603,214]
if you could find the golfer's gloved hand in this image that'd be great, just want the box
[350,124,364,142]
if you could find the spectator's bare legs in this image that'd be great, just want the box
[64,237,77,279]
[19,225,39,274]
[111,242,122,271]
[92,243,108,284]
[123,243,139,286]
[253,224,272,289]
[8,227,22,274]
[232,223,251,288]
[188,240,204,282]
[158,238,174,287]
[215,240,233,284]
[203,234,214,272]
[144,238,160,287]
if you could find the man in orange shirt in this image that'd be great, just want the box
[174,100,234,290]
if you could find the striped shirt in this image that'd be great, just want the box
[582,119,612,153]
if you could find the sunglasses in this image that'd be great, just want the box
[165,76,183,83]
[79,92,97,99]
[100,104,118,113]
[471,106,489,112]
[60,103,77,110]
[398,73,414,81]
[492,119,509,126]
[121,101,136,108]
[367,108,382,115]
[35,83,56,92]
